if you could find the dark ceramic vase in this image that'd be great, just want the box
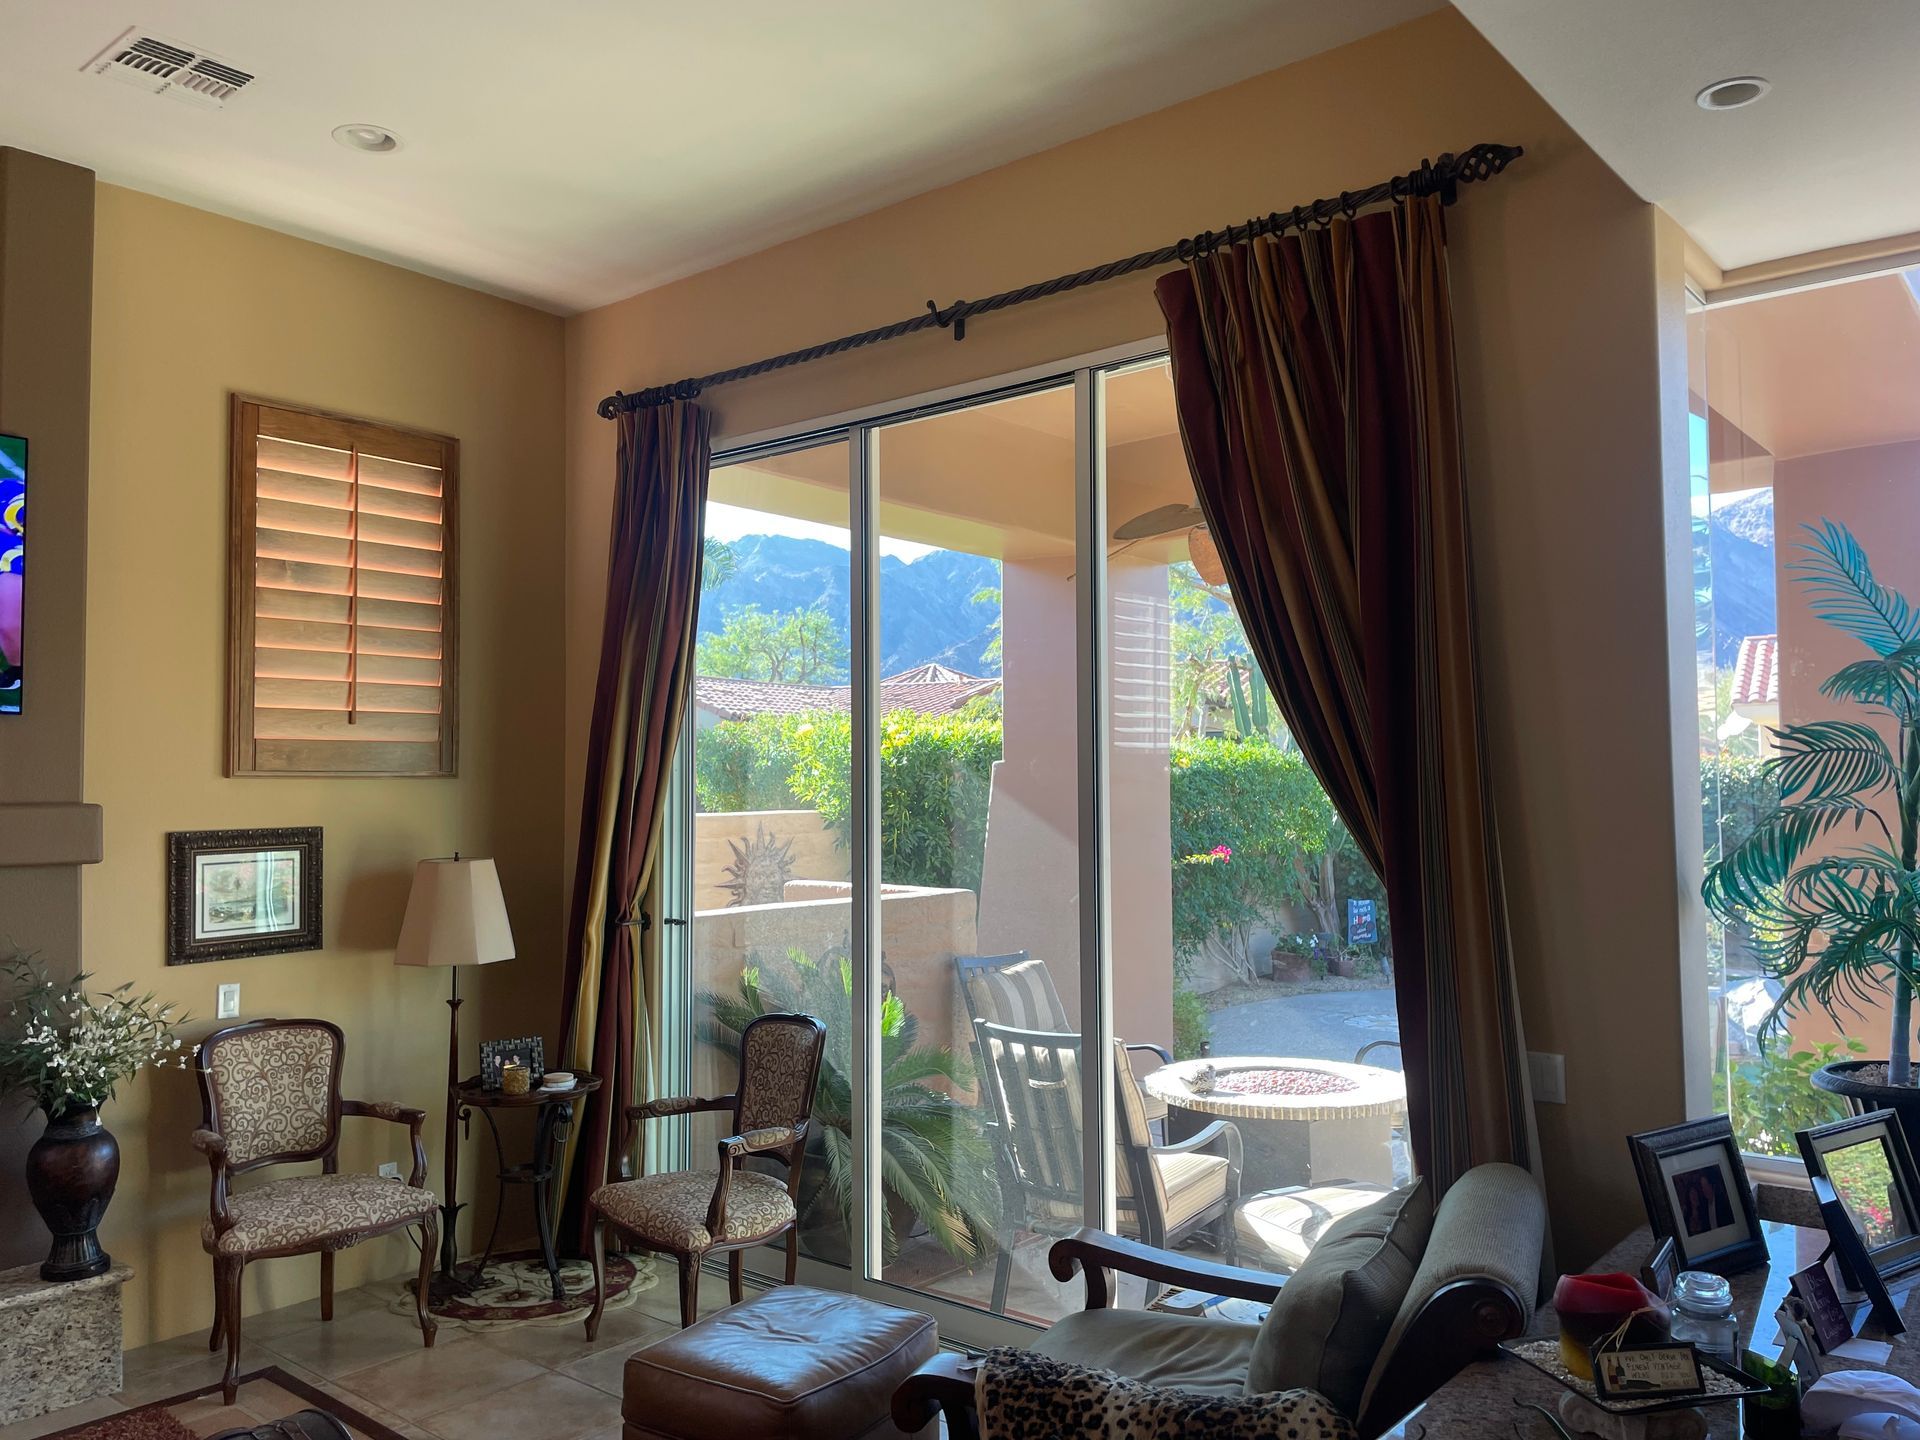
[1811,1061,1920,1155]
[25,1105,119,1281]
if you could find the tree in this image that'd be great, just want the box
[698,605,848,684]
[1169,562,1242,737]
[970,584,1003,669]
[702,536,738,590]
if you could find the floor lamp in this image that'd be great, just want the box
[395,853,515,1288]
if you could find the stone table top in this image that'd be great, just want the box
[1382,1217,1920,1438]
[0,1262,132,1311]
[1142,1056,1406,1122]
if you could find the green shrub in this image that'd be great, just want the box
[1727,1038,1864,1157]
[1171,987,1211,1060]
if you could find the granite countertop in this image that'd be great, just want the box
[1384,1210,1920,1439]
[0,1263,133,1312]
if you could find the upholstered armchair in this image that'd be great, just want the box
[585,1011,826,1334]
[196,1019,438,1404]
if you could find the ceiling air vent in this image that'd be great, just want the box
[83,28,255,109]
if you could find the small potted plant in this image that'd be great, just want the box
[1703,522,1920,1145]
[0,953,189,1280]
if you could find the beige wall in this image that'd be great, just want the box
[566,8,1694,1267]
[83,186,566,1348]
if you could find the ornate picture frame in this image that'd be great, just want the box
[167,827,322,965]
[478,1035,545,1090]
[1627,1115,1767,1275]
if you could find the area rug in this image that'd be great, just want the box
[393,1251,655,1329]
[41,1368,406,1440]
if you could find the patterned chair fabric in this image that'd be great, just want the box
[202,1173,435,1256]
[739,1014,826,1133]
[202,1021,340,1167]
[591,1169,797,1252]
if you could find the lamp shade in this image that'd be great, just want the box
[394,857,515,968]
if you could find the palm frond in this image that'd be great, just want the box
[1703,799,1890,910]
[1768,720,1898,801]
[1820,646,1920,722]
[1791,520,1920,659]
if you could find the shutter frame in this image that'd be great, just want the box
[227,394,459,777]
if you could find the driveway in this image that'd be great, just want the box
[1203,988,1401,1068]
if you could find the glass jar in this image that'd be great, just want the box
[1670,1270,1739,1365]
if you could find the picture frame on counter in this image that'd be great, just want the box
[1798,1109,1920,1282]
[167,826,322,965]
[1627,1115,1767,1275]
[478,1035,545,1091]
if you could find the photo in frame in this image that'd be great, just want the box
[478,1035,545,1090]
[1789,1258,1855,1352]
[1627,1115,1767,1275]
[167,827,322,964]
[1798,1109,1920,1281]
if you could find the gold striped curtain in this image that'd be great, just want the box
[1155,194,1538,1196]
[557,400,710,1249]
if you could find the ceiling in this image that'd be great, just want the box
[1455,0,1920,271]
[0,2,1438,314]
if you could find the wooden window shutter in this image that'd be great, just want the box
[228,396,459,777]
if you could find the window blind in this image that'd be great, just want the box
[229,398,458,776]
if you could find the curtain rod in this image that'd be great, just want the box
[597,141,1523,418]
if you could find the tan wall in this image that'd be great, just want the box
[566,8,1693,1267]
[83,185,566,1347]
[693,808,845,910]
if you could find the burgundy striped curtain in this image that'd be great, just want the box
[557,400,710,1251]
[1155,195,1537,1195]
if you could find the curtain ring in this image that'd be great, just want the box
[1339,190,1358,220]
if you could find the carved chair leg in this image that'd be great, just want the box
[678,1253,701,1329]
[208,1257,227,1352]
[585,1215,609,1342]
[785,1227,799,1286]
[415,1212,438,1347]
[728,1250,744,1305]
[320,1250,334,1322]
[220,1257,245,1405]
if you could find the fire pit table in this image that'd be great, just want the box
[1142,1057,1406,1192]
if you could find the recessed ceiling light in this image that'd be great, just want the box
[1696,76,1770,111]
[332,123,400,153]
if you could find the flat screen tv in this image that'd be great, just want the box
[0,431,23,714]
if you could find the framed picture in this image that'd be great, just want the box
[1627,1115,1767,1274]
[1812,1173,1906,1335]
[1789,1258,1855,1352]
[167,827,322,965]
[1590,1342,1705,1402]
[1641,1235,1679,1300]
[1798,1109,1920,1280]
[479,1036,545,1090]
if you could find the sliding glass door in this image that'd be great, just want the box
[672,342,1386,1346]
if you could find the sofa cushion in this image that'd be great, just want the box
[1246,1178,1433,1414]
[1033,1307,1261,1398]
[978,1347,1355,1440]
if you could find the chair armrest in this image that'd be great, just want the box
[630,1094,734,1122]
[193,1128,234,1234]
[1154,1119,1243,1197]
[1122,1041,1174,1066]
[892,1353,980,1440]
[706,1123,809,1234]
[342,1100,429,1187]
[1049,1226,1285,1309]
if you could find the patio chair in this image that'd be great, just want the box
[972,1020,1241,1314]
[955,950,1170,1127]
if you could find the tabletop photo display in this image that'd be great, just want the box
[478,1035,545,1090]
[1627,1115,1767,1275]
[1798,1109,1920,1282]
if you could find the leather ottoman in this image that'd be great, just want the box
[622,1285,937,1439]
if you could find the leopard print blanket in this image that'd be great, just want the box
[975,1347,1357,1439]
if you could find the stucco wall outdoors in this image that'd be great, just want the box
[564,7,1696,1268]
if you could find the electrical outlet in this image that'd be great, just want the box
[216,983,241,1020]
[378,1161,401,1180]
[1528,1051,1566,1105]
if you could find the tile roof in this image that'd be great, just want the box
[1730,634,1778,709]
[695,667,1000,722]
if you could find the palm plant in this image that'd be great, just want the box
[700,947,1000,1262]
[1703,521,1920,1085]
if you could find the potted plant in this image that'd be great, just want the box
[1703,522,1920,1143]
[1,953,189,1280]
[701,947,1000,1267]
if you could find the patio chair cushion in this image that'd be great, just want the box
[1246,1179,1432,1415]
[1234,1182,1394,1273]
[978,1346,1354,1439]
[202,1173,434,1256]
[1151,1149,1232,1230]
[592,1169,796,1254]
[1033,1307,1263,1398]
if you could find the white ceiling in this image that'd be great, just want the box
[0,1,1438,314]
[1455,0,1920,272]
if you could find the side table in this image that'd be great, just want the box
[448,1072,602,1304]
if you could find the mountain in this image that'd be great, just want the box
[699,533,1002,676]
[1704,490,1775,665]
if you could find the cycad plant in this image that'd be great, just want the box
[1703,521,1920,1086]
[701,947,1000,1262]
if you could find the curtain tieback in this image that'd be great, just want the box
[615,911,651,932]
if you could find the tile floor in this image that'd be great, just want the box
[0,1268,736,1440]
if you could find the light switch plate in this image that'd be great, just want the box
[216,983,241,1020]
[1528,1050,1566,1105]
[378,1161,401,1180]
